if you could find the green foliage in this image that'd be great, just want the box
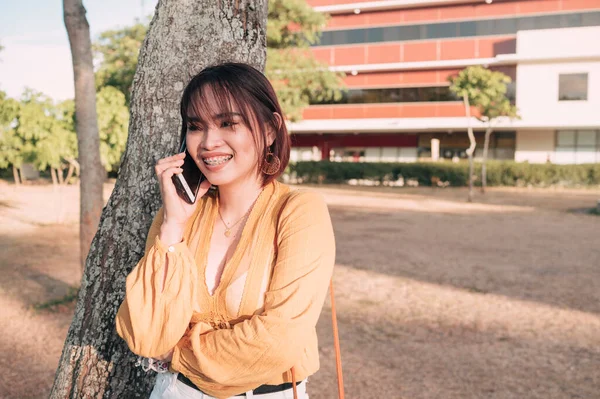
[0,90,22,168]
[266,48,344,121]
[33,286,80,312]
[96,86,129,172]
[59,87,129,173]
[93,21,148,104]
[92,2,345,121]
[449,65,518,122]
[267,0,327,48]
[0,89,77,171]
[291,161,600,187]
[266,0,345,121]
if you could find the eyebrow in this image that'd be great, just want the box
[186,112,242,123]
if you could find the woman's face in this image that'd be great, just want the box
[184,87,264,188]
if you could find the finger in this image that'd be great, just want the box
[160,166,183,183]
[158,167,184,196]
[156,152,186,166]
[155,158,184,175]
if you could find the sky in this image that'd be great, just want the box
[0,0,159,101]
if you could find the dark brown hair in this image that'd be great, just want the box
[179,63,290,186]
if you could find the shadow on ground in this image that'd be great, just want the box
[329,204,600,316]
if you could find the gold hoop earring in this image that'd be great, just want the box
[262,150,281,176]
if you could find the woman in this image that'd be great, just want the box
[115,63,336,399]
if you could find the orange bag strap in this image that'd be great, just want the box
[329,280,345,399]
[290,279,344,399]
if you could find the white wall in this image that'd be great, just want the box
[290,147,321,162]
[517,26,600,59]
[515,130,555,163]
[515,27,600,129]
[365,147,418,162]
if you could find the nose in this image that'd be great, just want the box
[202,125,225,151]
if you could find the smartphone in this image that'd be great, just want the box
[171,139,204,204]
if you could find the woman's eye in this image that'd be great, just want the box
[187,124,202,131]
[222,121,238,129]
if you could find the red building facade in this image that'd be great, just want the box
[288,0,600,164]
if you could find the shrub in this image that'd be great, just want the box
[289,161,600,187]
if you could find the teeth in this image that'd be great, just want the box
[203,155,232,165]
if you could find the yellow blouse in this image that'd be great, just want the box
[115,181,336,398]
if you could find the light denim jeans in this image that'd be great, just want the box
[149,372,309,399]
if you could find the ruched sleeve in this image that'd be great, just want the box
[115,208,198,358]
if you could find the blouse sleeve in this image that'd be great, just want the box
[170,191,336,386]
[115,207,198,358]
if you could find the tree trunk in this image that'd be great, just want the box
[19,167,27,183]
[63,0,106,271]
[481,126,493,194]
[65,162,75,185]
[51,167,59,186]
[12,165,20,186]
[58,166,65,185]
[463,93,476,202]
[50,1,267,398]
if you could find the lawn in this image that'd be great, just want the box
[1,180,599,398]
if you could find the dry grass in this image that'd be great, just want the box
[0,179,599,398]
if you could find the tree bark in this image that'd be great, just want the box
[63,0,105,270]
[58,166,65,185]
[463,93,476,202]
[481,125,493,194]
[51,167,59,186]
[12,165,20,186]
[65,162,75,185]
[50,1,267,398]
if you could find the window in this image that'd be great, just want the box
[458,21,477,37]
[314,11,600,46]
[555,130,600,164]
[310,86,459,105]
[426,22,457,39]
[367,27,384,42]
[561,13,582,28]
[558,73,588,101]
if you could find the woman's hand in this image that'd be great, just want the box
[155,152,211,244]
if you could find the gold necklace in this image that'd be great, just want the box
[217,191,263,238]
[218,207,250,238]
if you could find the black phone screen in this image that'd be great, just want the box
[171,140,204,204]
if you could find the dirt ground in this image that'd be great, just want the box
[1,180,599,399]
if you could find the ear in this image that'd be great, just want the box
[267,112,283,147]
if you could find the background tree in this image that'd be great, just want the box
[93,22,148,105]
[92,0,343,122]
[64,0,106,269]
[50,1,268,397]
[266,0,344,121]
[0,90,78,186]
[14,90,78,185]
[478,92,519,193]
[95,86,129,173]
[449,66,517,201]
[0,90,22,185]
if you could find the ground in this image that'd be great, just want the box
[0,180,599,399]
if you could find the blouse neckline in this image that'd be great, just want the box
[193,181,278,306]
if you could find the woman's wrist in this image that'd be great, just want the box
[159,222,185,247]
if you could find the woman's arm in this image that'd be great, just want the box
[115,208,197,358]
[170,191,336,386]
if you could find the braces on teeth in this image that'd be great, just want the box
[204,156,232,165]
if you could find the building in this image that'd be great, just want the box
[288,0,600,164]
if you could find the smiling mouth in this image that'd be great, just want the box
[202,155,233,166]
